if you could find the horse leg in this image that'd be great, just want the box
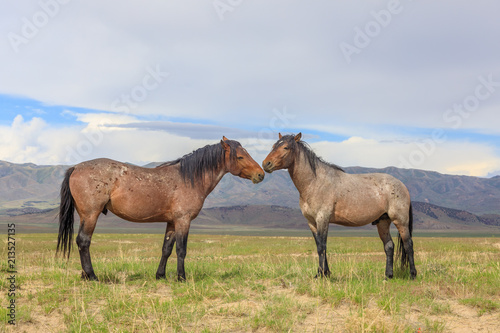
[314,231,330,278]
[174,218,191,282]
[156,223,176,280]
[393,220,417,280]
[376,219,394,279]
[307,216,330,278]
[75,214,99,281]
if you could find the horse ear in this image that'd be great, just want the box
[294,132,302,142]
[220,139,230,151]
[279,133,283,140]
[222,136,229,141]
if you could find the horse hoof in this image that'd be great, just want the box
[156,274,166,280]
[314,272,331,279]
[81,272,99,281]
[177,275,186,282]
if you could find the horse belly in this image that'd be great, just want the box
[108,196,171,223]
[108,180,175,223]
[333,195,386,227]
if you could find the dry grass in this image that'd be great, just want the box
[1,234,499,332]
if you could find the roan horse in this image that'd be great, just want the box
[263,133,417,279]
[57,137,264,281]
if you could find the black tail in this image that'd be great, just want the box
[397,203,413,269]
[57,167,75,259]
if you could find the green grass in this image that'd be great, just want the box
[1,234,499,332]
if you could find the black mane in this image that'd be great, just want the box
[278,134,344,176]
[158,140,239,185]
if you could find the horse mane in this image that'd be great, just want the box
[280,134,344,176]
[158,140,239,185]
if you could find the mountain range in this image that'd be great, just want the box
[1,160,499,231]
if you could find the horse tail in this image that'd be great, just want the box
[397,203,413,270]
[57,167,76,259]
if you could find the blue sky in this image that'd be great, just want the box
[1,1,499,177]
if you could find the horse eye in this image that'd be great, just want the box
[283,146,289,150]
[237,156,244,160]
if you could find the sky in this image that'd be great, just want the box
[0,0,499,177]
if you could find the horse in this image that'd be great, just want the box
[57,137,265,281]
[262,133,417,280]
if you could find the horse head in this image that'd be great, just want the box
[221,136,264,184]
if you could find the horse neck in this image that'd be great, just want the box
[160,159,228,198]
[287,150,320,195]
[200,166,227,197]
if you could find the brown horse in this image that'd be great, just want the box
[262,133,417,279]
[57,137,264,281]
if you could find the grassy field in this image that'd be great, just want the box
[1,233,499,332]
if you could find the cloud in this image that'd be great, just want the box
[62,110,142,130]
[0,115,77,165]
[112,121,257,140]
[311,137,500,177]
[1,1,499,131]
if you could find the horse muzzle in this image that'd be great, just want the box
[262,161,275,173]
[252,172,265,184]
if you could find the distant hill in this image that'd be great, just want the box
[411,201,500,229]
[1,160,499,219]
[0,161,67,212]
[3,202,499,233]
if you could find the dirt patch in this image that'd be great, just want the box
[293,298,349,332]
[111,240,136,244]
[437,300,499,332]
[201,239,219,244]
[10,309,67,333]
[147,284,174,302]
